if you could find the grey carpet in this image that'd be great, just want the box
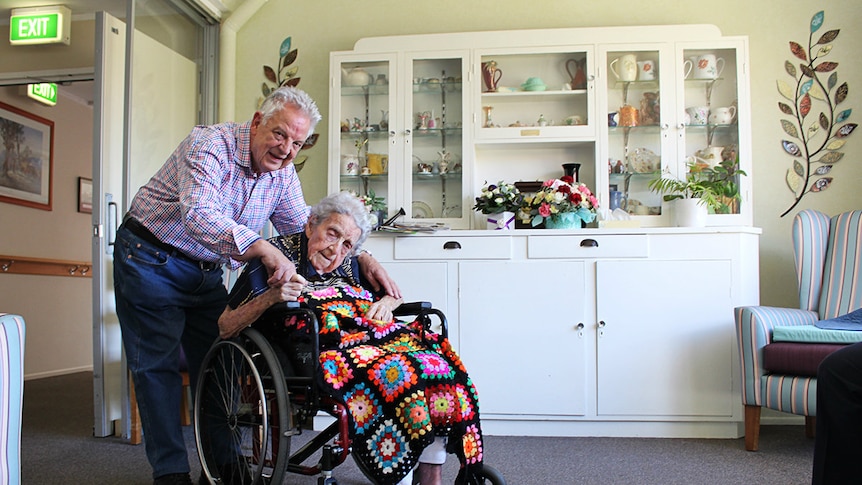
[22,372,814,484]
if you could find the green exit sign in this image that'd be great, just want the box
[10,5,71,45]
[27,83,59,106]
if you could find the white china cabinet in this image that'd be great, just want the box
[332,25,758,439]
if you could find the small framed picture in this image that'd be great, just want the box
[78,177,92,214]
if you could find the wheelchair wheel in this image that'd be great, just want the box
[195,328,291,485]
[476,464,506,485]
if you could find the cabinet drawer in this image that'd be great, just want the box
[527,234,648,259]
[394,236,512,260]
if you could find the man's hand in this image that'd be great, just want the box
[237,239,298,287]
[357,252,402,299]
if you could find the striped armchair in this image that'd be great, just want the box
[0,314,25,485]
[735,209,862,451]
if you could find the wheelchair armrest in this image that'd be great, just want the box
[393,301,432,317]
[394,301,448,339]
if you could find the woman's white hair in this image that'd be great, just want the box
[308,191,373,254]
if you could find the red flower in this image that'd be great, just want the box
[569,193,582,204]
[558,184,572,194]
[560,175,575,184]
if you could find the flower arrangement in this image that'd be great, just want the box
[518,176,598,228]
[472,181,523,215]
[358,189,386,212]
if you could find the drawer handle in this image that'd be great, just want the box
[579,238,599,248]
[443,241,462,250]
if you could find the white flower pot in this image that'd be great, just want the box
[486,211,516,230]
[672,198,707,227]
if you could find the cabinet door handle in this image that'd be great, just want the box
[576,323,584,330]
[597,320,606,328]
[443,241,462,250]
[404,129,412,136]
[579,238,598,248]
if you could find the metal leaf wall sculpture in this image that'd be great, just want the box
[259,36,317,172]
[262,36,301,96]
[778,11,856,217]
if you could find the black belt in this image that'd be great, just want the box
[121,216,220,271]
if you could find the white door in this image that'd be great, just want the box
[91,6,210,438]
[91,11,127,438]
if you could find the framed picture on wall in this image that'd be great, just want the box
[78,177,93,214]
[0,101,54,211]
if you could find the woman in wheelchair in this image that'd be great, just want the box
[217,191,484,485]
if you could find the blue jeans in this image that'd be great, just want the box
[114,226,226,479]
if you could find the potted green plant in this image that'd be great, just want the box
[648,157,747,226]
[359,189,387,228]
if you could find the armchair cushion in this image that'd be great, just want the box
[814,307,862,330]
[762,342,847,376]
[773,325,862,344]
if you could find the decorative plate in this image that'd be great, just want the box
[412,201,434,219]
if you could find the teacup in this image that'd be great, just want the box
[686,106,710,125]
[608,111,619,127]
[694,146,724,168]
[637,60,657,81]
[684,54,725,80]
[610,54,638,82]
[709,106,737,125]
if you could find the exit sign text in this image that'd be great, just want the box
[10,6,71,45]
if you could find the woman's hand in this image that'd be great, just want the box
[218,273,307,339]
[365,295,403,322]
[274,273,308,302]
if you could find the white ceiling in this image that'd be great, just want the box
[0,1,128,22]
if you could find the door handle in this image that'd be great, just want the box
[443,241,462,250]
[106,195,118,253]
[579,238,598,247]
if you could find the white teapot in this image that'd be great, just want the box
[341,66,372,86]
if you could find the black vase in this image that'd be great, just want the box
[562,163,580,181]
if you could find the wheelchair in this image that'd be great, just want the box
[194,300,506,485]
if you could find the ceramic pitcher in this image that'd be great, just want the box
[481,60,502,92]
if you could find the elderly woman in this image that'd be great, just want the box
[219,191,484,485]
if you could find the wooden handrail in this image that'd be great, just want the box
[0,254,92,278]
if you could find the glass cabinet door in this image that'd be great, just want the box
[600,45,673,223]
[330,54,396,220]
[403,53,470,227]
[678,40,750,224]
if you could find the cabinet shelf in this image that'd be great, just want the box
[341,85,390,96]
[608,125,662,134]
[412,172,463,181]
[481,89,586,100]
[684,123,738,131]
[413,81,462,93]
